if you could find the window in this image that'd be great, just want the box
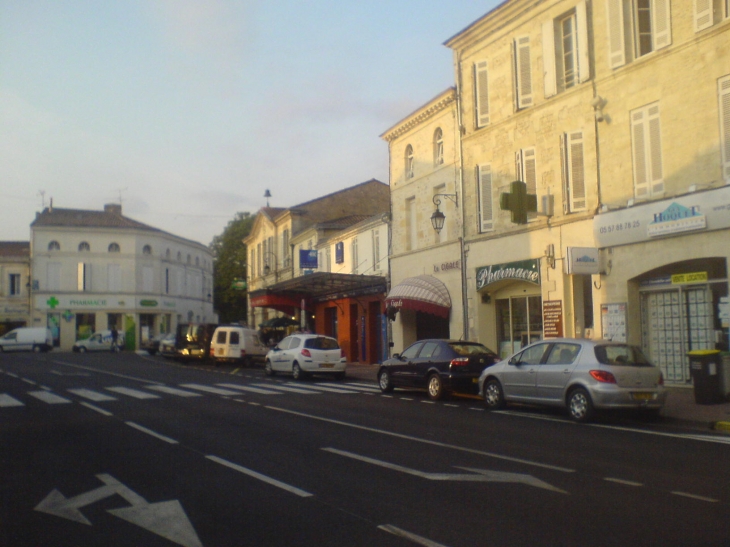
[143,266,154,293]
[516,148,538,220]
[694,0,729,31]
[514,36,533,108]
[630,102,664,198]
[108,264,121,292]
[335,242,344,264]
[78,242,90,252]
[257,243,262,276]
[143,245,152,255]
[165,268,170,294]
[108,243,120,253]
[477,164,494,232]
[474,60,490,127]
[546,343,581,364]
[177,251,182,261]
[250,250,255,280]
[543,1,589,97]
[187,254,191,264]
[282,229,290,266]
[166,248,171,259]
[48,241,60,251]
[561,131,587,212]
[8,274,21,296]
[372,229,381,271]
[405,145,414,179]
[351,238,358,275]
[195,256,199,266]
[406,197,417,251]
[78,262,91,291]
[607,0,671,69]
[325,246,332,272]
[720,75,730,181]
[433,128,444,166]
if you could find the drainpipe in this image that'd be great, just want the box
[455,53,469,341]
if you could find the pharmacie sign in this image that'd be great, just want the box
[476,259,540,290]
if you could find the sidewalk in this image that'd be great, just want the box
[346,364,730,433]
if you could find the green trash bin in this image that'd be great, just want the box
[687,350,724,405]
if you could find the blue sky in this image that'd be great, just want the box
[0,1,497,246]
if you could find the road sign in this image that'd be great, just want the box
[35,473,202,547]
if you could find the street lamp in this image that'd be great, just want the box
[430,192,458,233]
[263,252,278,281]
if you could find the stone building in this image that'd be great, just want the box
[30,203,215,350]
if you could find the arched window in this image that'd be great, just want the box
[143,245,152,255]
[187,254,191,264]
[108,243,120,253]
[78,242,90,252]
[195,256,199,266]
[48,241,60,251]
[177,251,182,261]
[433,128,444,166]
[405,145,414,179]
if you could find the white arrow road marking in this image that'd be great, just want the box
[34,474,202,547]
[323,448,568,494]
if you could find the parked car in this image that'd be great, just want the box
[378,339,499,400]
[210,325,267,366]
[265,334,346,380]
[158,333,177,358]
[0,327,53,353]
[478,338,667,422]
[174,323,217,361]
[141,333,169,355]
[72,330,124,353]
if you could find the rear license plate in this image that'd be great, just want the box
[632,392,654,401]
[320,363,334,368]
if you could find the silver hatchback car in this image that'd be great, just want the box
[478,338,667,422]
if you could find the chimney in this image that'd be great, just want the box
[104,203,122,215]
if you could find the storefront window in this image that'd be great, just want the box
[496,295,543,357]
[76,313,96,340]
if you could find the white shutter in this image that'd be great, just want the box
[606,0,626,69]
[523,148,537,220]
[647,104,664,195]
[694,0,714,31]
[475,61,490,127]
[631,108,652,198]
[47,262,61,291]
[720,76,730,181]
[576,1,591,83]
[514,36,533,108]
[652,0,672,50]
[478,164,494,232]
[566,131,586,211]
[542,20,557,98]
[108,264,121,292]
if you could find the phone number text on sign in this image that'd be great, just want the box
[598,220,641,234]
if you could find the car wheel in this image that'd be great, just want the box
[264,360,275,376]
[427,374,445,401]
[32,345,41,353]
[568,387,595,423]
[378,369,394,393]
[292,362,304,380]
[483,378,505,410]
[78,347,87,353]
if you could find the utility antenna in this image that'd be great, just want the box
[38,190,46,209]
[117,187,128,206]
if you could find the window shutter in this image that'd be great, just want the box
[652,0,672,50]
[514,36,533,108]
[647,104,664,195]
[606,0,626,69]
[576,0,590,83]
[720,76,730,181]
[47,262,61,291]
[567,131,586,211]
[478,164,494,232]
[523,148,537,220]
[475,61,490,127]
[542,20,557,98]
[560,134,569,214]
[694,0,714,31]
[631,109,650,198]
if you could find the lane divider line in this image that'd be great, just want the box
[378,524,450,547]
[604,477,643,487]
[81,402,113,416]
[671,491,719,503]
[206,455,313,498]
[125,421,179,444]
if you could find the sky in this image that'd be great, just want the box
[1,1,498,247]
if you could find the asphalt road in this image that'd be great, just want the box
[1,351,729,547]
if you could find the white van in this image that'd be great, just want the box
[0,327,53,353]
[210,326,267,366]
[72,330,124,353]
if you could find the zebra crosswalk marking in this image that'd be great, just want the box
[251,383,319,394]
[180,384,241,396]
[28,391,71,404]
[0,394,24,407]
[216,383,283,395]
[106,387,161,399]
[282,383,355,394]
[145,385,201,397]
[67,388,117,402]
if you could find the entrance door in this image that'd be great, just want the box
[641,286,714,384]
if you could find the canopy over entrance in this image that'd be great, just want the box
[385,275,451,318]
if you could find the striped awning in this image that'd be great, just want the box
[385,275,451,318]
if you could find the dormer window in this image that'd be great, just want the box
[108,243,120,253]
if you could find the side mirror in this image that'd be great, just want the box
[393,353,401,359]
[508,357,518,365]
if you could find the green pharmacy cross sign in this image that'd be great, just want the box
[500,180,537,225]
[47,296,59,309]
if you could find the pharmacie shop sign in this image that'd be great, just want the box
[476,259,540,290]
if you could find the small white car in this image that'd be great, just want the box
[72,330,124,353]
[265,334,346,380]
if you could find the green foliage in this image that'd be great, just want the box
[210,212,255,324]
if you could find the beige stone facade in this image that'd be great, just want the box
[0,242,31,334]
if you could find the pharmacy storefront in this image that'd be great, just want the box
[594,186,730,385]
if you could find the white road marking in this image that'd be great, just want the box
[179,384,240,396]
[6,372,19,378]
[125,422,178,444]
[144,385,202,397]
[378,524,451,547]
[105,387,160,399]
[52,361,164,385]
[252,383,318,394]
[28,391,71,404]
[80,402,113,416]
[283,382,356,394]
[21,378,37,385]
[314,382,378,393]
[604,477,643,487]
[267,406,574,473]
[0,394,24,407]
[216,383,283,395]
[206,455,313,497]
[67,389,117,402]
[671,491,719,502]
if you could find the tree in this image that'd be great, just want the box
[210,212,255,324]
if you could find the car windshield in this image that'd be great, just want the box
[449,343,496,356]
[304,337,339,350]
[594,344,653,367]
